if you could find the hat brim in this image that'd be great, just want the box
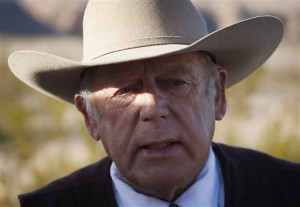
[8,16,284,104]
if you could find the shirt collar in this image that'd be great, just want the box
[110,146,224,207]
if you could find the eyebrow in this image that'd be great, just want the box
[84,61,198,89]
[160,63,194,76]
[103,70,141,87]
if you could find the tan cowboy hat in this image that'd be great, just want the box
[8,0,284,104]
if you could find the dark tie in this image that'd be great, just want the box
[169,204,180,207]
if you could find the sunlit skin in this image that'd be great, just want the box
[75,52,227,202]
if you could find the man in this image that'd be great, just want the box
[8,0,300,206]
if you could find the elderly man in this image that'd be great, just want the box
[8,0,300,206]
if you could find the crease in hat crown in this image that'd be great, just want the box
[82,0,207,62]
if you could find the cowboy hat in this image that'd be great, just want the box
[8,0,284,104]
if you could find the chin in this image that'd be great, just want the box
[134,165,193,190]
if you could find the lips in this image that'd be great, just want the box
[146,142,172,150]
[140,141,180,157]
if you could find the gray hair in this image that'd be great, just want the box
[79,90,99,124]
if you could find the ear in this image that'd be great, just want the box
[74,94,100,141]
[215,68,228,121]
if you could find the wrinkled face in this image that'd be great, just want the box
[75,52,227,199]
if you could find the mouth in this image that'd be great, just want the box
[140,141,180,157]
[145,142,172,150]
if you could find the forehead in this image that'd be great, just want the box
[85,52,208,86]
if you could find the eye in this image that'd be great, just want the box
[114,86,139,96]
[161,78,194,96]
[171,79,187,86]
[116,87,131,95]
[165,79,189,88]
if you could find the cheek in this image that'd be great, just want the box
[175,90,216,144]
[91,97,119,152]
[180,99,215,168]
[193,84,216,125]
[94,99,137,160]
[195,96,216,136]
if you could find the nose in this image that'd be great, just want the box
[136,90,170,122]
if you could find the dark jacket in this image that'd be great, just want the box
[18,143,300,207]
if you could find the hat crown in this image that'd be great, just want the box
[82,0,207,62]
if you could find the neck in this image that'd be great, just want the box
[129,170,200,202]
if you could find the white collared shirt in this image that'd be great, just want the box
[110,146,224,207]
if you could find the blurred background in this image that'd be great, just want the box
[0,0,299,206]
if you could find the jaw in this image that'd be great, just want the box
[118,147,204,202]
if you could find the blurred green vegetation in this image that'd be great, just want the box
[215,64,299,162]
[0,59,106,207]
[0,48,299,207]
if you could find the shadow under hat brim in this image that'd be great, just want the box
[8,16,284,104]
